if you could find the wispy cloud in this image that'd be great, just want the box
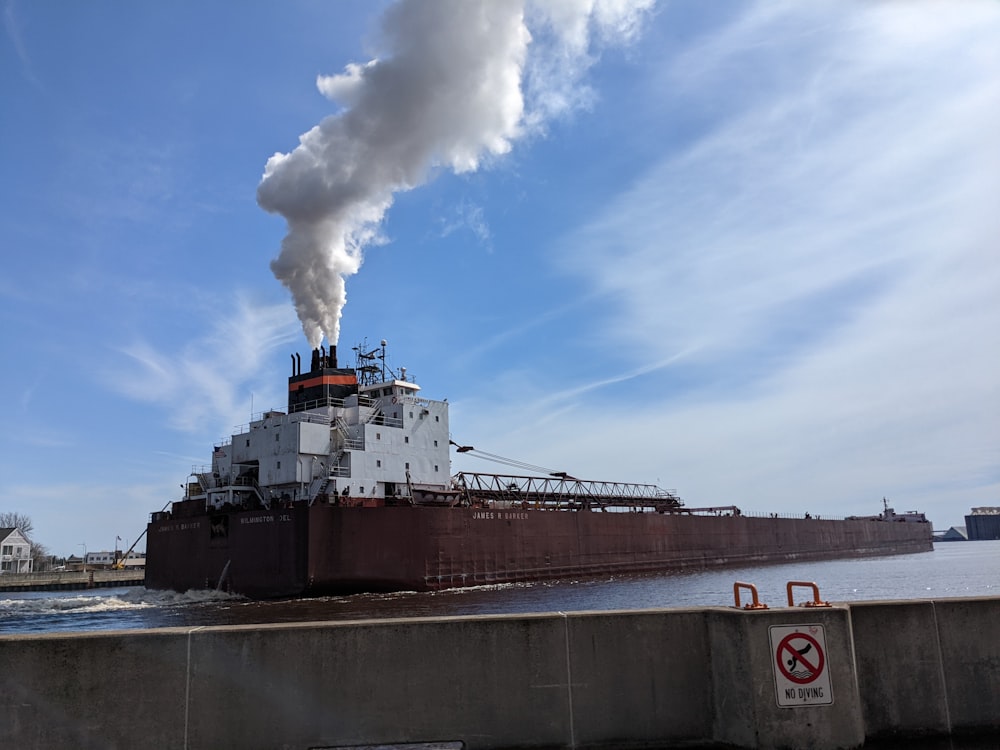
[3,1,42,89]
[435,197,492,248]
[106,294,299,435]
[566,1,1000,366]
[457,1,1000,526]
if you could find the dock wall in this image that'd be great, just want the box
[0,569,144,592]
[1,598,998,749]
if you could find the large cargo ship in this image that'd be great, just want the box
[145,340,932,598]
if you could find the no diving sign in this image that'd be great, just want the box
[769,624,833,707]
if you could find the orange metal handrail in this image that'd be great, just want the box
[786,580,831,608]
[733,581,768,610]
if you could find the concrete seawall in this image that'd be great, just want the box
[1,597,997,749]
[0,569,144,592]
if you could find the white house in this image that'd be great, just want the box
[0,528,33,574]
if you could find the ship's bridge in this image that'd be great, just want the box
[359,379,420,401]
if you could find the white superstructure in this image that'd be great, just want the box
[184,343,452,511]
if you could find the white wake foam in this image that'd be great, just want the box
[0,588,243,617]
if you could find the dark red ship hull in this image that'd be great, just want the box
[145,504,933,598]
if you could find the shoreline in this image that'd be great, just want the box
[0,570,145,593]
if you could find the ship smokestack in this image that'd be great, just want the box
[289,344,360,412]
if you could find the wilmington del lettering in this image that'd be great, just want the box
[240,514,293,524]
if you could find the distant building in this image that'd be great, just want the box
[0,528,33,574]
[934,526,968,542]
[121,551,146,569]
[84,550,146,570]
[965,507,1000,541]
[85,550,117,567]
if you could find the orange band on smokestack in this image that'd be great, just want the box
[289,374,357,390]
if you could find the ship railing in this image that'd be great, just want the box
[288,396,349,414]
[331,418,350,441]
[246,477,269,509]
[738,510,850,521]
[450,472,684,510]
[365,412,403,428]
[329,435,364,452]
[355,396,404,429]
[323,448,350,480]
[293,411,334,426]
[361,403,383,425]
[233,406,336,434]
[220,476,269,508]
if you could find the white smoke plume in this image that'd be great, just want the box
[257,0,655,347]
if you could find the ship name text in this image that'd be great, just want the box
[157,521,202,532]
[471,511,529,521]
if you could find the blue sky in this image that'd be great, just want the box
[2,0,998,557]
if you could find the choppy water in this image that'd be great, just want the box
[1,541,997,636]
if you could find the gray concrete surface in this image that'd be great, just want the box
[1,598,998,749]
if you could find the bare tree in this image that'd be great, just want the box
[0,512,34,537]
[29,541,50,565]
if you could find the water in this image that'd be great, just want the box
[1,541,997,636]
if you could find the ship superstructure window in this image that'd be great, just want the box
[275,433,279,441]
[376,460,381,468]
[376,432,381,440]
[246,439,250,447]
[409,411,413,418]
[405,463,410,470]
[405,437,409,444]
